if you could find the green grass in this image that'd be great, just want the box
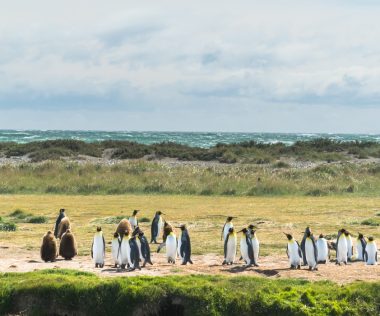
[1,160,380,196]
[0,270,378,316]
[7,209,48,224]
[361,218,380,226]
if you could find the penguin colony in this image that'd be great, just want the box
[42,211,378,270]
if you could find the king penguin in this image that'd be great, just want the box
[59,229,77,260]
[284,233,302,269]
[166,230,177,264]
[177,224,193,265]
[365,236,378,265]
[222,227,237,265]
[305,231,318,271]
[54,208,66,238]
[111,232,121,268]
[356,233,367,262]
[248,224,260,266]
[91,226,105,268]
[129,235,141,271]
[129,210,139,231]
[238,228,254,266]
[40,231,58,262]
[300,226,311,266]
[151,211,164,244]
[138,229,153,267]
[344,230,354,261]
[336,228,348,265]
[120,231,132,269]
[316,234,329,264]
[221,217,234,241]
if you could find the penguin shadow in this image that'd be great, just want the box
[223,265,256,273]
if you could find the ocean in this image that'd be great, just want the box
[0,130,380,148]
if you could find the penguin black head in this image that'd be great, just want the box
[96,226,102,232]
[238,228,248,234]
[339,228,346,234]
[60,208,65,213]
[358,233,364,239]
[226,216,234,222]
[138,231,144,237]
[133,210,139,216]
[283,232,293,240]
[368,236,374,242]
[176,224,186,231]
[157,211,164,216]
[344,230,350,236]
[248,224,257,230]
[47,230,53,234]
[132,226,140,236]
[304,227,311,234]
[113,232,119,238]
[319,234,324,239]
[306,231,312,238]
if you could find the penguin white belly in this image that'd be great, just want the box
[120,238,132,266]
[251,237,259,264]
[316,239,328,262]
[356,242,364,261]
[92,235,104,264]
[305,239,317,269]
[366,242,378,265]
[337,237,348,263]
[288,241,301,267]
[226,236,237,264]
[346,236,353,260]
[240,237,249,264]
[111,239,121,265]
[166,234,177,262]
[129,217,137,229]
[156,218,163,239]
[223,223,233,241]
[177,233,182,259]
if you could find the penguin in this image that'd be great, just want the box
[40,231,58,262]
[59,229,77,260]
[54,208,66,238]
[300,226,311,266]
[284,233,302,269]
[91,226,105,268]
[111,232,121,268]
[344,230,354,261]
[238,228,254,266]
[116,218,132,237]
[166,231,177,264]
[222,227,237,265]
[138,230,153,267]
[129,235,141,271]
[120,231,132,269]
[316,234,329,264]
[336,228,348,265]
[221,216,234,241]
[305,231,318,271]
[365,236,378,265]
[132,227,143,261]
[151,211,164,244]
[157,221,173,252]
[57,217,71,239]
[356,233,367,262]
[129,210,139,230]
[177,224,193,265]
[248,225,260,266]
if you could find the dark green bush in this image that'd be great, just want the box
[25,216,48,224]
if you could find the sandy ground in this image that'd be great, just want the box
[1,245,379,284]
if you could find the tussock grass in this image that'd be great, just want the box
[0,270,378,315]
[361,218,380,226]
[1,160,380,196]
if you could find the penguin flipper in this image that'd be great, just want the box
[102,236,106,257]
[224,233,229,258]
[286,245,289,258]
[91,240,93,258]
[296,241,303,258]
[311,237,318,263]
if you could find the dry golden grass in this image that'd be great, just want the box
[0,194,379,256]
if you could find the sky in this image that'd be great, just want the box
[1,0,380,133]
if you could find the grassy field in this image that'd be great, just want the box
[2,160,380,196]
[0,270,379,315]
[0,195,379,256]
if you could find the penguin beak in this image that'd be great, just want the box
[283,232,287,236]
[237,229,243,233]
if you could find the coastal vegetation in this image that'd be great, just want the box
[2,138,380,163]
[0,270,379,315]
[1,160,380,196]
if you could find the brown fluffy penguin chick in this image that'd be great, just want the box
[59,229,78,260]
[57,217,71,239]
[40,231,58,262]
[116,218,132,236]
[163,222,174,242]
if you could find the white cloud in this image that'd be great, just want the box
[1,0,380,131]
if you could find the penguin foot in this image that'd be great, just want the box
[297,265,301,269]
[181,262,187,265]
[121,264,126,269]
[189,260,193,264]
[254,264,259,267]
[222,260,227,265]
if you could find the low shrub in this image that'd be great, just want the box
[25,216,48,224]
[361,218,380,226]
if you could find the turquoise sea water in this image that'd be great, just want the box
[1,130,380,148]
